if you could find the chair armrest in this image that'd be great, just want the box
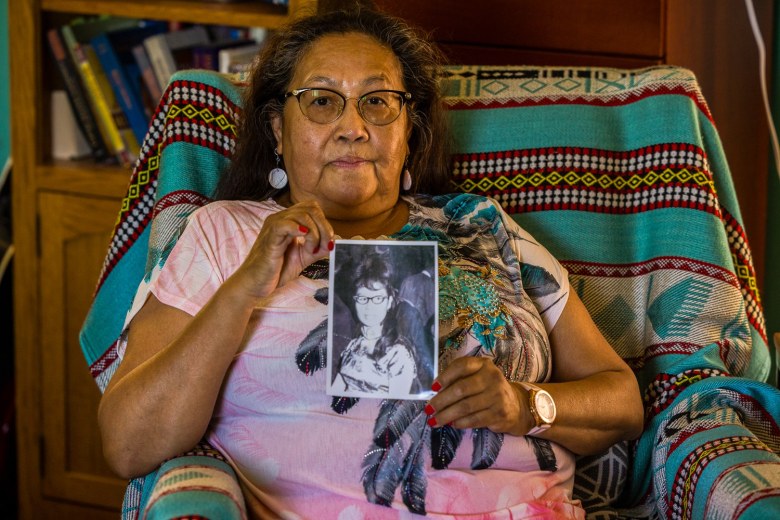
[143,452,247,520]
[632,375,780,518]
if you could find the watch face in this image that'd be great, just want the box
[535,391,556,423]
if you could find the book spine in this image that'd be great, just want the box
[85,45,140,165]
[92,33,149,145]
[46,28,109,161]
[144,34,176,92]
[61,25,123,161]
[132,44,164,106]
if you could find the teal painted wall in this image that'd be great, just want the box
[0,0,9,170]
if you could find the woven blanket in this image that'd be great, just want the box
[80,66,780,519]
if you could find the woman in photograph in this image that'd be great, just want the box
[332,251,419,396]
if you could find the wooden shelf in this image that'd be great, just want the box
[41,0,293,27]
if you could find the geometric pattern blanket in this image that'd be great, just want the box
[79,66,780,519]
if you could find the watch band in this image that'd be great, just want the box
[518,382,556,436]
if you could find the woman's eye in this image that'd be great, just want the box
[313,96,333,106]
[365,96,388,106]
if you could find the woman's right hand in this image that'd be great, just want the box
[233,199,335,302]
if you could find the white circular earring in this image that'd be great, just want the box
[402,168,412,191]
[268,149,288,190]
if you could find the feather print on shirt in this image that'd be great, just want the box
[471,428,504,470]
[362,400,428,514]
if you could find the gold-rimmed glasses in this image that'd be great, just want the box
[284,88,412,126]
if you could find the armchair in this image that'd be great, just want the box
[80,65,780,519]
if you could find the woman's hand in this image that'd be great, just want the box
[234,200,335,301]
[424,357,533,437]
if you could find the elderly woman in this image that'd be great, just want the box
[98,5,644,519]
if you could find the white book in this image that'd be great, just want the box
[144,26,210,90]
[218,43,262,74]
[51,90,91,160]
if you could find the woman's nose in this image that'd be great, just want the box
[335,99,369,141]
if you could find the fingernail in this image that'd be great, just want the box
[299,225,309,233]
[327,240,335,251]
[427,416,438,427]
[424,404,435,416]
[431,381,442,392]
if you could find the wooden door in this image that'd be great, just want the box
[37,192,124,515]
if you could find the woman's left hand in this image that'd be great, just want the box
[425,357,532,436]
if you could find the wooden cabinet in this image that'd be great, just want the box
[38,192,124,519]
[10,1,317,518]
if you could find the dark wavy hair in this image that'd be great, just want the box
[351,250,398,312]
[348,252,405,359]
[215,4,452,201]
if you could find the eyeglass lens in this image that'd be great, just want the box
[297,89,404,125]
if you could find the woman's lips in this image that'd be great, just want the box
[330,156,368,168]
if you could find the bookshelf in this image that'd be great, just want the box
[9,1,316,518]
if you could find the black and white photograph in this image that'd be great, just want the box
[327,240,438,400]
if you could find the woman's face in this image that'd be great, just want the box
[354,284,393,328]
[271,32,411,221]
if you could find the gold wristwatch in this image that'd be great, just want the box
[519,382,556,436]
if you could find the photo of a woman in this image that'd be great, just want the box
[328,241,437,399]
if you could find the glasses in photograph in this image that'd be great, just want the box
[353,295,389,305]
[285,88,412,126]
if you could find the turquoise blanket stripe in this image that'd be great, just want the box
[449,96,702,154]
[155,142,225,201]
[80,225,150,365]
[515,209,733,267]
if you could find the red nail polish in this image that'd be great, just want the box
[299,225,309,234]
[327,240,334,251]
[424,404,435,416]
[427,416,437,427]
[431,381,442,392]
[313,246,320,254]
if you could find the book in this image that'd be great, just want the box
[60,17,142,166]
[51,90,92,160]
[193,39,255,71]
[46,28,110,162]
[85,42,141,164]
[132,44,164,110]
[144,26,210,91]
[218,43,262,74]
[91,23,167,144]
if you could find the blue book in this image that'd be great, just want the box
[91,22,167,143]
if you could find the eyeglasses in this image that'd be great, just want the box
[353,295,389,305]
[284,88,412,126]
